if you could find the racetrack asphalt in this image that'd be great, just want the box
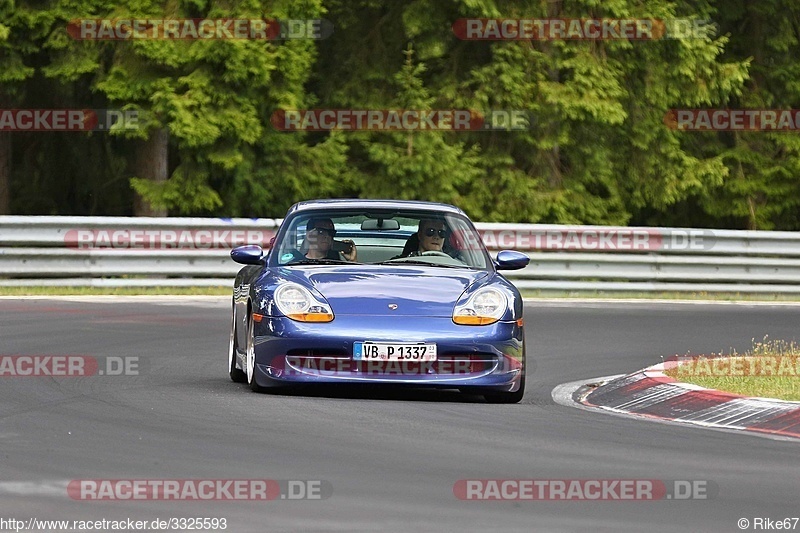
[0,297,798,533]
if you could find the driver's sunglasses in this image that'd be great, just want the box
[424,228,447,238]
[312,227,336,237]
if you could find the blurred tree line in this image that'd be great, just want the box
[0,0,798,229]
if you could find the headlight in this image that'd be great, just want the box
[274,283,334,322]
[453,288,508,325]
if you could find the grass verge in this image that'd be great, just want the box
[0,280,800,302]
[0,286,230,296]
[2,287,800,300]
[520,290,800,302]
[663,338,800,401]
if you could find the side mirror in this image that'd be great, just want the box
[231,245,265,265]
[494,250,530,271]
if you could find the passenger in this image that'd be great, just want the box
[286,218,358,262]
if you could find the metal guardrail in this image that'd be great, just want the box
[1,216,799,293]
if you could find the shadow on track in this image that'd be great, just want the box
[226,381,489,403]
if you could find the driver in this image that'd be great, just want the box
[416,219,447,254]
[392,219,448,259]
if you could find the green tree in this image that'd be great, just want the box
[696,0,800,229]
[350,45,484,204]
[0,0,36,214]
[4,0,795,230]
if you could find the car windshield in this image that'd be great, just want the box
[272,210,490,270]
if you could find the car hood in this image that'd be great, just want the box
[285,265,490,317]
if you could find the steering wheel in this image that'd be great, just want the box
[420,251,451,257]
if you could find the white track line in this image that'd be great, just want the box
[551,376,799,443]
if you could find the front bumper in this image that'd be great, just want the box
[251,314,525,391]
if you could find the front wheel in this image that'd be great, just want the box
[245,312,264,392]
[483,358,526,404]
[228,303,246,383]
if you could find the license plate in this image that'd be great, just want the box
[353,342,437,361]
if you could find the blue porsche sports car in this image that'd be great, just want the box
[228,199,530,403]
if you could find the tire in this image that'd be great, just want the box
[228,302,246,383]
[245,311,264,392]
[483,357,526,404]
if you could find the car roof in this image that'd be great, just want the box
[285,199,467,217]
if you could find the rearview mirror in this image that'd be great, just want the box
[361,218,401,230]
[231,245,265,265]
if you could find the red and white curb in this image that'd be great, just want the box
[577,363,800,439]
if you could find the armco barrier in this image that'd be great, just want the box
[1,216,799,293]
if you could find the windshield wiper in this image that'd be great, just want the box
[285,258,356,265]
[377,259,465,269]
